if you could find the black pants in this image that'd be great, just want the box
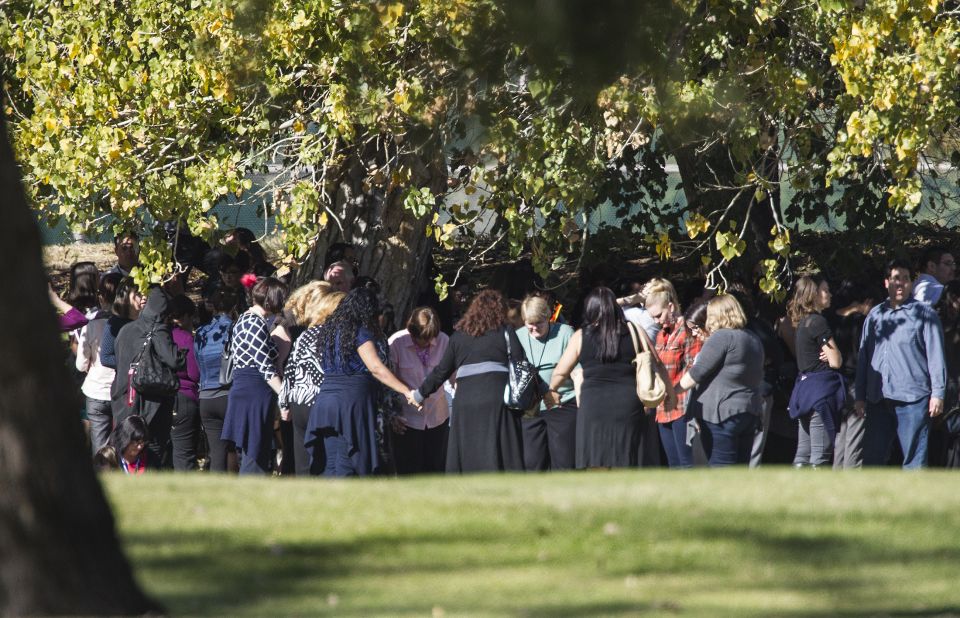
[148,403,174,469]
[199,395,231,472]
[391,422,449,475]
[171,392,200,471]
[290,403,326,476]
[521,402,578,471]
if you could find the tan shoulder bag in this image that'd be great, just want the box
[626,321,668,408]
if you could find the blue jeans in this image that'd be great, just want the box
[323,434,358,477]
[863,398,929,469]
[659,419,693,469]
[701,413,758,467]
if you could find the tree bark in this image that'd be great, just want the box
[0,109,160,614]
[306,149,445,323]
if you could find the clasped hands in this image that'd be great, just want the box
[542,389,561,409]
[405,390,423,410]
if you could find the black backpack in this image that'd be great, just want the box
[131,324,180,398]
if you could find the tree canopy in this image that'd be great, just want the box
[3,0,959,300]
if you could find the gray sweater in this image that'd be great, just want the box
[688,328,764,423]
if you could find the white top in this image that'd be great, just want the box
[912,273,944,306]
[623,306,661,341]
[76,311,116,401]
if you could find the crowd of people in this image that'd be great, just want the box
[49,229,960,475]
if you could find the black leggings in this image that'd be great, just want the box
[199,395,232,472]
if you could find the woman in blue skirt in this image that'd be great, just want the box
[306,287,416,476]
[222,277,288,474]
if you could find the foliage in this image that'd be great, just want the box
[1,0,260,288]
[4,0,960,297]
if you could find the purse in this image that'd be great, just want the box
[503,329,541,411]
[626,321,667,408]
[942,406,960,436]
[131,324,180,398]
[219,324,235,387]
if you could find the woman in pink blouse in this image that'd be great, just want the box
[388,307,453,474]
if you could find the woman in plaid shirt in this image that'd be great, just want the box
[644,280,703,468]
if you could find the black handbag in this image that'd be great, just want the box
[503,329,541,411]
[942,406,960,436]
[219,325,235,387]
[131,324,180,398]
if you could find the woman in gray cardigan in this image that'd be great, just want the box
[677,294,764,467]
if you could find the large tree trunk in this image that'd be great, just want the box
[306,148,445,322]
[0,110,159,614]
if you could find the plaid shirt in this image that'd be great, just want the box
[655,318,703,423]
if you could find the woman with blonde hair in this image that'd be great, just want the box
[285,281,332,332]
[644,279,703,468]
[786,275,843,468]
[677,294,764,466]
[517,294,577,470]
[279,287,345,475]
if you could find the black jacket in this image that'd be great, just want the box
[111,288,185,423]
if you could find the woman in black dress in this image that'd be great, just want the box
[547,287,673,468]
[414,289,526,473]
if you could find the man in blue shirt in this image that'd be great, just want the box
[855,259,946,468]
[912,246,955,306]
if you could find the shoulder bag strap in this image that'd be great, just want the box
[626,321,641,356]
[135,323,158,357]
[503,327,513,363]
[636,323,654,354]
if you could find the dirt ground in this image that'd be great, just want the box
[44,243,117,292]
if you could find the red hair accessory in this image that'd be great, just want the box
[240,273,258,289]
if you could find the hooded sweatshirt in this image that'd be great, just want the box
[111,288,185,423]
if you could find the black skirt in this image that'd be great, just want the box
[576,378,644,468]
[446,372,524,473]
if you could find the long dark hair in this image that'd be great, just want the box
[582,286,624,362]
[317,286,382,370]
[112,277,139,320]
[68,261,99,312]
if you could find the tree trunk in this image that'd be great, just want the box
[0,110,160,614]
[306,149,445,322]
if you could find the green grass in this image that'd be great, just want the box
[104,469,960,616]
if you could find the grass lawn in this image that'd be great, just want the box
[103,469,960,616]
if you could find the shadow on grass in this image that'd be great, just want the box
[122,501,960,616]
[659,519,960,614]
[126,528,539,615]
